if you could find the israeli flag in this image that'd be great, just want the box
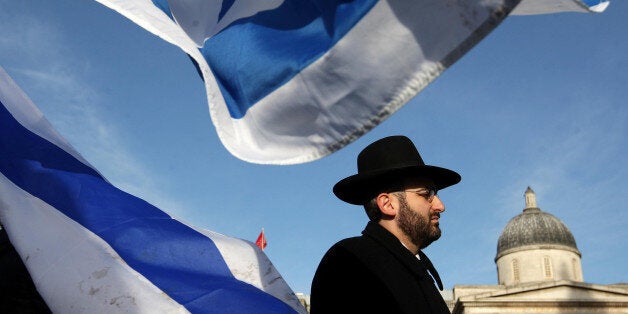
[0,66,306,313]
[94,0,608,165]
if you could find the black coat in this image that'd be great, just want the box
[310,222,450,314]
[0,228,51,313]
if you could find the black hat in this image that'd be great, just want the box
[333,135,461,205]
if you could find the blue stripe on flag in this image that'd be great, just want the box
[153,0,378,119]
[0,102,297,313]
[582,0,606,5]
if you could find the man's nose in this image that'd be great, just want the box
[432,195,445,212]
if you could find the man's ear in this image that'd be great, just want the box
[376,192,397,217]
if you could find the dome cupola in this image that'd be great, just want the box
[496,187,579,259]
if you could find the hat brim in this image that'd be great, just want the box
[333,165,461,205]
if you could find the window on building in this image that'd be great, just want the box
[572,258,580,281]
[543,256,553,278]
[512,259,520,283]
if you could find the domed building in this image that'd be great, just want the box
[495,187,582,285]
[450,187,628,314]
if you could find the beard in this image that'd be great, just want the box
[397,195,441,249]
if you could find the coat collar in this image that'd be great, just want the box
[362,221,444,290]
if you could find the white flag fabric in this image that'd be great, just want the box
[0,66,306,313]
[93,0,608,165]
[512,0,610,15]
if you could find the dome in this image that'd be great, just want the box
[495,187,580,260]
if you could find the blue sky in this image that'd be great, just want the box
[1,0,626,295]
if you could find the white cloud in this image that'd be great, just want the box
[0,4,187,217]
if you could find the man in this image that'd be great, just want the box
[310,135,460,314]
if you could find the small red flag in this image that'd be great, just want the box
[255,229,267,250]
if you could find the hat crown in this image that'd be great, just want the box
[334,135,460,205]
[357,136,425,173]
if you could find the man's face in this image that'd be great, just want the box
[395,178,446,249]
